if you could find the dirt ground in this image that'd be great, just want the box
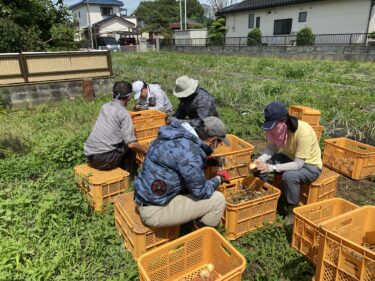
[248,139,375,206]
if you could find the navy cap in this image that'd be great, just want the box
[262,102,288,130]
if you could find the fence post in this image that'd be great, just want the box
[284,36,286,46]
[106,50,113,76]
[349,34,352,45]
[18,52,29,83]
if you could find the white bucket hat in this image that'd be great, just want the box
[132,81,145,99]
[173,76,199,98]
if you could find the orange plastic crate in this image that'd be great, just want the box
[74,164,130,211]
[323,138,375,180]
[312,124,324,141]
[222,176,281,240]
[292,198,358,266]
[289,105,321,125]
[273,167,339,206]
[113,192,179,260]
[135,137,156,164]
[137,227,246,281]
[205,135,254,180]
[315,206,375,281]
[130,110,167,141]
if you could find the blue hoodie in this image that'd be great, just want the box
[134,122,220,205]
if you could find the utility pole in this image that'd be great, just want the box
[180,0,182,30]
[184,0,187,30]
[86,0,94,48]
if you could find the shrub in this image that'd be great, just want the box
[368,31,375,39]
[296,27,314,46]
[208,17,226,46]
[247,28,262,46]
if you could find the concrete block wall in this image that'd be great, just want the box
[0,77,114,108]
[160,45,375,62]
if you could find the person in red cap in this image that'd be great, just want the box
[253,102,322,226]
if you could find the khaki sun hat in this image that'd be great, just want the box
[173,76,199,98]
[203,116,230,146]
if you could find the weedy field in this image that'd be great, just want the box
[0,52,374,280]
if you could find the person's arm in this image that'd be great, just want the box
[148,89,165,111]
[128,141,147,154]
[177,152,220,199]
[256,143,278,163]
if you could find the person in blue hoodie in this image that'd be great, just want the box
[134,116,231,228]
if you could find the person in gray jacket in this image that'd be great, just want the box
[84,81,147,172]
[171,76,218,127]
[132,81,173,115]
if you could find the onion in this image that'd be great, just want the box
[199,269,211,279]
[206,263,215,273]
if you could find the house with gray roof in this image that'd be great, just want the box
[218,0,375,43]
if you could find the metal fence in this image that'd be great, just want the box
[0,50,113,86]
[161,33,374,47]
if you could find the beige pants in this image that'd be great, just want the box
[137,191,226,228]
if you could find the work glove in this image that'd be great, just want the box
[134,105,148,111]
[206,156,225,167]
[217,170,230,184]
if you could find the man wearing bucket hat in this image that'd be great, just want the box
[84,81,147,172]
[134,116,231,228]
[253,102,322,226]
[171,76,218,127]
[132,81,173,115]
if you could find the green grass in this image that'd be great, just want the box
[0,52,374,280]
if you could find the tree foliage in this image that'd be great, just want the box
[134,0,205,35]
[208,17,226,45]
[296,26,314,46]
[247,28,262,46]
[0,0,76,52]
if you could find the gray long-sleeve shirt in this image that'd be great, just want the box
[137,84,173,113]
[84,100,137,156]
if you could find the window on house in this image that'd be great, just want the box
[299,12,307,22]
[78,11,80,18]
[273,19,293,35]
[248,14,254,28]
[101,7,113,16]
[256,17,260,28]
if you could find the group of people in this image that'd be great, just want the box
[84,76,322,229]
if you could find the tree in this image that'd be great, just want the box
[0,0,76,52]
[247,28,262,46]
[134,0,205,34]
[296,26,314,46]
[208,0,228,14]
[208,17,226,45]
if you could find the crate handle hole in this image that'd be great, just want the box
[169,243,185,255]
[221,243,232,257]
[340,218,353,228]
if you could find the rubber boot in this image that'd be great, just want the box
[284,204,297,227]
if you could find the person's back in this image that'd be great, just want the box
[172,76,218,127]
[134,121,217,206]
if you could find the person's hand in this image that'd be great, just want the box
[167,116,178,124]
[135,105,148,111]
[217,170,230,184]
[254,159,270,174]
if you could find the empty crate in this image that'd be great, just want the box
[135,137,155,164]
[130,110,167,141]
[113,192,179,260]
[137,227,246,281]
[74,164,130,211]
[205,134,254,180]
[312,124,324,141]
[315,206,375,281]
[289,105,321,125]
[222,176,281,240]
[292,198,358,266]
[323,138,375,180]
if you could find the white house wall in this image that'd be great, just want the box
[72,5,121,28]
[225,0,374,38]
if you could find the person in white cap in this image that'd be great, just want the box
[171,75,218,127]
[132,81,173,115]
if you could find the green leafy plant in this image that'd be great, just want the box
[247,28,262,46]
[296,26,314,46]
[208,17,226,46]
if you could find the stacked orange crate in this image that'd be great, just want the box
[289,105,323,140]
